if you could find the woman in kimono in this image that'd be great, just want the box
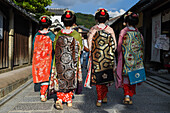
[54,10,83,110]
[84,8,117,107]
[32,15,55,102]
[116,11,144,104]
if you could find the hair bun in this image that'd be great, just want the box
[39,15,52,27]
[61,10,76,26]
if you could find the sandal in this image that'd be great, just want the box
[102,97,107,103]
[67,102,72,107]
[55,101,63,110]
[40,92,47,102]
[129,100,133,105]
[96,101,102,107]
[123,97,133,105]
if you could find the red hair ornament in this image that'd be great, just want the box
[41,17,46,23]
[101,9,105,15]
[66,11,71,18]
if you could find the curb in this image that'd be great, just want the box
[0,79,33,107]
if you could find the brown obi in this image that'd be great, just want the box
[55,35,78,91]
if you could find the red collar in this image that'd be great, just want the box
[97,25,108,30]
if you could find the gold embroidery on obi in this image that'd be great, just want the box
[92,30,115,72]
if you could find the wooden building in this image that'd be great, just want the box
[73,25,89,38]
[0,0,38,99]
[111,0,170,72]
[47,8,67,26]
[0,0,38,73]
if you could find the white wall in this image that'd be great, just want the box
[51,15,64,26]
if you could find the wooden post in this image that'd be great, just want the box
[8,8,14,70]
[28,23,32,64]
[143,10,152,68]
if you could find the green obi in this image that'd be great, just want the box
[122,31,144,76]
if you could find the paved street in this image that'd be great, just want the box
[0,66,170,113]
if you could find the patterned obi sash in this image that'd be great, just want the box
[91,30,116,85]
[92,30,116,72]
[32,35,52,83]
[122,31,144,76]
[55,35,79,91]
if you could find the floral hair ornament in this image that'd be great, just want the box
[39,15,51,23]
[95,8,108,15]
[64,10,75,14]
[132,13,139,17]
[101,9,105,15]
[66,10,71,18]
[124,11,133,19]
[64,10,75,18]
[124,11,139,18]
[41,17,46,23]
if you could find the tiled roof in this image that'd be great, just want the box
[110,0,151,26]
[106,15,122,25]
[47,8,68,15]
[3,0,38,23]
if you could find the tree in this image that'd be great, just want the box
[12,0,53,19]
[75,13,96,29]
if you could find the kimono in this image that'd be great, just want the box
[85,24,117,100]
[32,30,55,97]
[117,26,144,96]
[53,28,83,102]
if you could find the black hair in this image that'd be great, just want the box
[39,16,52,29]
[61,11,76,27]
[84,34,87,39]
[95,9,109,23]
[124,12,139,27]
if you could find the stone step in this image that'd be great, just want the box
[149,76,170,84]
[147,77,170,90]
[20,93,89,103]
[146,70,170,81]
[146,78,170,95]
[158,74,170,81]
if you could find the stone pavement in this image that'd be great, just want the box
[0,71,170,113]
